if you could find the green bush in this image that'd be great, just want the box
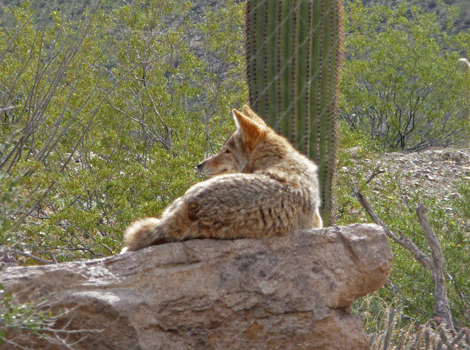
[340,1,470,151]
[1,283,54,347]
[0,0,246,261]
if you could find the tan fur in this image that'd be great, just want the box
[122,105,323,252]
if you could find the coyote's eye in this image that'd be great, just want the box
[224,148,231,154]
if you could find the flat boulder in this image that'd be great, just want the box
[1,223,392,350]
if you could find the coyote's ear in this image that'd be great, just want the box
[242,105,267,126]
[233,109,266,150]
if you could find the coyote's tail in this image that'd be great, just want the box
[121,218,161,253]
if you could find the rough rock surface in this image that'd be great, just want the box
[1,224,392,350]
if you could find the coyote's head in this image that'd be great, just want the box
[196,105,268,177]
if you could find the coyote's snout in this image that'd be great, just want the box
[195,150,237,177]
[122,105,322,253]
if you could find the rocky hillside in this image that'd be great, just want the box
[360,148,470,200]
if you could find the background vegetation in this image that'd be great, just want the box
[0,0,246,261]
[338,0,470,332]
[341,1,470,151]
[0,0,469,346]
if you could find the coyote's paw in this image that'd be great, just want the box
[121,218,163,252]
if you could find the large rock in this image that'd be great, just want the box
[1,224,392,350]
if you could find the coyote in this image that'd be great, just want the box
[121,105,322,252]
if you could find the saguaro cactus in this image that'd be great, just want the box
[245,0,343,226]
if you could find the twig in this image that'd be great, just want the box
[49,252,58,264]
[365,166,386,184]
[5,249,54,265]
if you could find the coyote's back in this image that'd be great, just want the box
[122,105,322,252]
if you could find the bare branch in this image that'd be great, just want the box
[352,188,455,330]
[365,166,385,184]
[416,204,454,330]
[5,249,54,265]
[416,205,443,265]
[351,187,433,270]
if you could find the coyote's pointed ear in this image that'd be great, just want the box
[233,109,266,151]
[242,105,267,126]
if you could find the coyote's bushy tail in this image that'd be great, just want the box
[122,218,161,253]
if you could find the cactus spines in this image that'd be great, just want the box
[245,0,343,225]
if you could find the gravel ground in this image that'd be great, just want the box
[378,148,470,200]
[335,147,470,225]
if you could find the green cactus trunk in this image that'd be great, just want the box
[245,0,343,226]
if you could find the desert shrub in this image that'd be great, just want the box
[0,0,246,261]
[0,283,56,347]
[340,1,470,151]
[354,295,470,349]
